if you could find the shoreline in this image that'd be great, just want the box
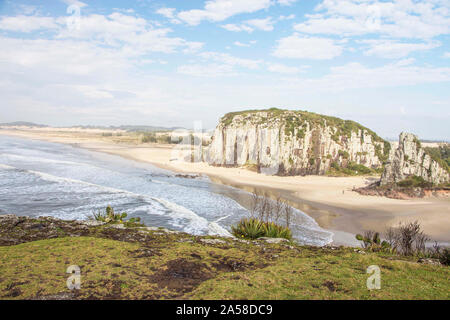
[1,128,449,245]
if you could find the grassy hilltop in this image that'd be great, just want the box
[0,215,448,300]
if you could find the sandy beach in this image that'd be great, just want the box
[1,127,449,245]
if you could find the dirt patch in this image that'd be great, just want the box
[0,215,181,247]
[80,279,125,300]
[150,259,214,297]
[32,291,79,300]
[129,247,162,258]
[322,280,338,292]
[2,281,28,298]
[212,257,267,272]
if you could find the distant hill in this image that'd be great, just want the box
[0,122,184,132]
[71,125,186,132]
[0,121,48,128]
[112,125,185,132]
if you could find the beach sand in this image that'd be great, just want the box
[1,127,449,245]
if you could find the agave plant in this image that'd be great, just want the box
[231,218,292,240]
[355,231,391,253]
[92,206,142,225]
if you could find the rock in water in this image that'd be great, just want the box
[203,108,390,175]
[381,132,449,186]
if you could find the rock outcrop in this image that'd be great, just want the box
[380,132,449,185]
[204,109,390,175]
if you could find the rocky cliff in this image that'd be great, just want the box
[380,132,449,186]
[204,108,391,175]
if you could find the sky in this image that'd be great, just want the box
[0,0,449,140]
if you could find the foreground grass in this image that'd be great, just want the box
[1,235,448,300]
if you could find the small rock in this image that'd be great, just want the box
[0,214,17,219]
[258,237,289,244]
[418,258,441,266]
[200,238,226,245]
[234,239,250,244]
[81,220,106,226]
[178,238,194,243]
[108,224,125,229]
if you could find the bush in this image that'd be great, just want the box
[397,175,432,188]
[347,162,373,174]
[231,218,292,240]
[231,218,265,240]
[383,221,429,256]
[93,206,143,226]
[338,150,350,159]
[355,231,390,252]
[263,221,293,240]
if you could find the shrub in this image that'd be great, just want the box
[397,175,432,188]
[355,231,389,252]
[93,206,143,226]
[263,221,292,240]
[338,150,350,159]
[231,218,265,240]
[347,162,373,174]
[231,218,292,240]
[377,221,430,256]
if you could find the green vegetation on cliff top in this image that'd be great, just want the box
[220,108,388,144]
[0,216,448,300]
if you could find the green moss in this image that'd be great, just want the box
[397,175,433,188]
[327,161,378,176]
[424,146,450,174]
[338,150,350,159]
[220,108,386,143]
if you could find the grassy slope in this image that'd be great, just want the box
[1,234,448,300]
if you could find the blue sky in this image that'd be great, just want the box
[0,0,449,140]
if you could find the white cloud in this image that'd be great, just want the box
[294,0,450,39]
[177,64,235,77]
[54,13,203,54]
[273,35,344,59]
[221,23,254,33]
[277,0,298,6]
[444,52,450,58]
[156,8,176,19]
[245,17,274,31]
[61,0,88,8]
[359,40,441,58]
[234,40,257,47]
[284,62,450,92]
[267,63,307,74]
[177,0,272,26]
[0,13,202,55]
[178,50,262,77]
[155,7,181,24]
[221,17,275,33]
[394,58,416,66]
[198,51,262,69]
[0,15,59,32]
[279,14,295,21]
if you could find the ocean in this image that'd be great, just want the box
[0,135,333,246]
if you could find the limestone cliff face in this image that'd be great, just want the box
[204,109,390,175]
[381,132,449,185]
